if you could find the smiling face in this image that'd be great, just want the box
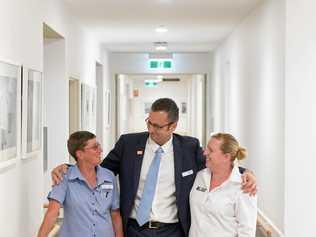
[146,111,177,145]
[76,138,103,166]
[204,137,231,170]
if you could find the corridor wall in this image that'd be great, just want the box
[285,0,316,236]
[0,0,111,236]
[211,0,285,235]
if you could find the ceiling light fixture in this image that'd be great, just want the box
[154,42,168,51]
[156,26,168,33]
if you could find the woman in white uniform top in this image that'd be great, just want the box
[189,133,257,237]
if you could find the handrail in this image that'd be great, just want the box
[257,214,273,237]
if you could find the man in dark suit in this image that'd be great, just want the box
[52,98,256,237]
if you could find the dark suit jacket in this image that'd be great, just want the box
[100,132,205,236]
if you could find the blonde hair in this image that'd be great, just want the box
[211,133,247,161]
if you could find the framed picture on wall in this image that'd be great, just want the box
[144,102,152,114]
[0,60,21,169]
[22,68,42,159]
[81,83,97,132]
[181,102,187,114]
[104,90,111,128]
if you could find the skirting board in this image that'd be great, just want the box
[257,208,284,237]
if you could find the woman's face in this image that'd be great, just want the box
[203,138,226,169]
[80,138,103,166]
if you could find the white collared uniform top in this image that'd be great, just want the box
[189,165,257,237]
[130,136,178,223]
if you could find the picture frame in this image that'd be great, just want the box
[81,83,97,132]
[104,89,111,128]
[0,60,21,169]
[21,68,42,159]
[181,102,187,114]
[144,102,152,114]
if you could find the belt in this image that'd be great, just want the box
[128,218,177,229]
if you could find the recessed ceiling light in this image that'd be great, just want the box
[156,26,168,33]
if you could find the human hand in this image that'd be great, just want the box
[241,170,257,196]
[51,164,68,185]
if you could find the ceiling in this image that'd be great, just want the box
[65,0,263,53]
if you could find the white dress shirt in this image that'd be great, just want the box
[189,165,257,237]
[130,136,178,223]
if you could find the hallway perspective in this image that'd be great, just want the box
[1,0,316,236]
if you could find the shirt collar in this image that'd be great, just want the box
[229,164,242,183]
[68,165,112,186]
[147,135,173,153]
[204,163,242,186]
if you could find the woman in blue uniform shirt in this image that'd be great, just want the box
[38,131,123,237]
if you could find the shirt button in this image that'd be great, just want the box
[93,223,95,226]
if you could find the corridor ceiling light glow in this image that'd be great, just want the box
[154,42,168,51]
[155,26,168,33]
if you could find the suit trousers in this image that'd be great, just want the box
[126,219,185,237]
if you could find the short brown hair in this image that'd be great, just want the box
[211,133,247,161]
[151,98,179,123]
[67,131,96,161]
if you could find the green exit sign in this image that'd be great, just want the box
[149,59,173,69]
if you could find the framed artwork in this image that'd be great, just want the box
[181,102,187,114]
[144,102,152,114]
[81,84,97,132]
[0,61,21,169]
[22,68,42,159]
[104,90,111,128]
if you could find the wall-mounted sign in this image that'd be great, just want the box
[149,59,173,70]
[144,80,158,88]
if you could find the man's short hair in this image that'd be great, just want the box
[67,131,96,161]
[151,98,179,123]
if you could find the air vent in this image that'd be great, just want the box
[162,78,180,82]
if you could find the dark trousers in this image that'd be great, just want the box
[126,219,185,237]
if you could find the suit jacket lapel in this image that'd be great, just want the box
[173,135,183,200]
[133,133,149,194]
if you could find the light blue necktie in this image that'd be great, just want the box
[136,147,164,226]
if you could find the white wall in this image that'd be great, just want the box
[0,0,112,236]
[0,0,43,236]
[211,0,285,234]
[285,0,316,236]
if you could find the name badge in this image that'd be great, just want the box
[101,184,113,190]
[196,186,207,192]
[182,169,193,177]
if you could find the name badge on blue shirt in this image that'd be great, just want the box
[99,183,113,199]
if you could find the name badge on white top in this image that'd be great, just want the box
[101,184,113,190]
[182,169,193,177]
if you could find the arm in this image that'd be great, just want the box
[51,164,69,185]
[236,193,257,237]
[241,170,257,195]
[37,200,61,237]
[100,135,125,175]
[111,209,124,237]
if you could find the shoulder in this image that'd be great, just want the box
[173,133,200,146]
[98,166,116,180]
[195,168,208,180]
[119,132,148,142]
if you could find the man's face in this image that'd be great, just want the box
[146,111,177,145]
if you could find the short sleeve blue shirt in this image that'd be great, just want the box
[48,165,119,237]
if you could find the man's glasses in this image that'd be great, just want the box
[145,118,173,130]
[84,142,102,151]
